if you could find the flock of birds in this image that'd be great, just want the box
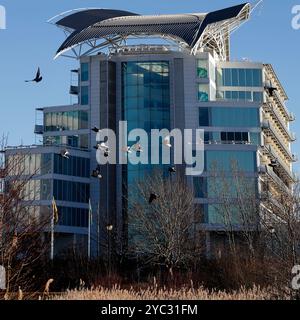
[59,127,179,205]
[91,127,177,204]
[25,68,176,204]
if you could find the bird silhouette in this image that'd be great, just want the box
[268,159,279,168]
[25,67,43,83]
[168,166,176,173]
[92,127,100,133]
[149,193,158,204]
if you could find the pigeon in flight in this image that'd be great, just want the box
[163,136,172,148]
[122,143,143,154]
[91,166,102,179]
[268,159,279,168]
[122,146,133,154]
[94,142,109,157]
[132,143,143,153]
[60,149,70,159]
[25,67,43,83]
[168,166,176,173]
[149,193,158,204]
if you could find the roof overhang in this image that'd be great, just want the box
[50,3,251,60]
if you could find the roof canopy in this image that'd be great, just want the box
[50,3,251,60]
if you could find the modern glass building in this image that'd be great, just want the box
[2,3,297,257]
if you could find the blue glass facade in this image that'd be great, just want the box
[58,206,89,228]
[81,63,89,82]
[81,86,89,105]
[53,179,90,203]
[218,68,263,87]
[54,154,90,178]
[199,107,260,127]
[205,150,257,172]
[122,61,170,182]
[217,90,263,102]
[44,110,88,132]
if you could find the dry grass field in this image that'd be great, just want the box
[51,285,282,300]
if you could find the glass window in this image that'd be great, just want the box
[198,84,209,102]
[238,69,246,86]
[253,92,263,102]
[44,113,51,132]
[224,69,232,86]
[227,132,234,141]
[81,86,89,105]
[197,59,208,78]
[81,63,89,82]
[232,69,239,86]
[210,107,259,127]
[235,132,242,141]
[206,150,256,172]
[246,91,252,101]
[199,107,209,126]
[232,91,238,100]
[220,68,262,87]
[253,69,262,87]
[194,177,206,198]
[245,69,253,87]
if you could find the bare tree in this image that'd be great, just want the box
[208,161,261,258]
[208,159,300,297]
[127,171,203,278]
[0,137,48,298]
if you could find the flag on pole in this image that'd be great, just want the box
[89,199,93,222]
[52,197,59,224]
[88,199,93,259]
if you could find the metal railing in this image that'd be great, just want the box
[262,120,293,161]
[263,103,296,142]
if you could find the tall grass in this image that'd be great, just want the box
[52,285,284,300]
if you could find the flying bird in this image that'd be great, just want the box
[91,166,102,179]
[149,193,158,204]
[268,159,279,168]
[132,143,143,153]
[122,146,132,154]
[94,142,110,157]
[163,136,172,148]
[168,166,176,173]
[92,127,100,133]
[122,143,143,154]
[25,67,43,83]
[60,149,70,159]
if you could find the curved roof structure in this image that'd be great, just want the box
[50,3,251,60]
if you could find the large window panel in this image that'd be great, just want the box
[206,150,257,172]
[81,63,89,82]
[81,86,89,105]
[211,107,259,127]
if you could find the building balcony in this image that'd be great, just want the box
[270,89,290,121]
[69,86,79,95]
[261,145,297,182]
[34,125,44,135]
[262,120,293,162]
[263,103,296,142]
[258,164,291,194]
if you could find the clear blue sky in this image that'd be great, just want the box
[0,0,299,169]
